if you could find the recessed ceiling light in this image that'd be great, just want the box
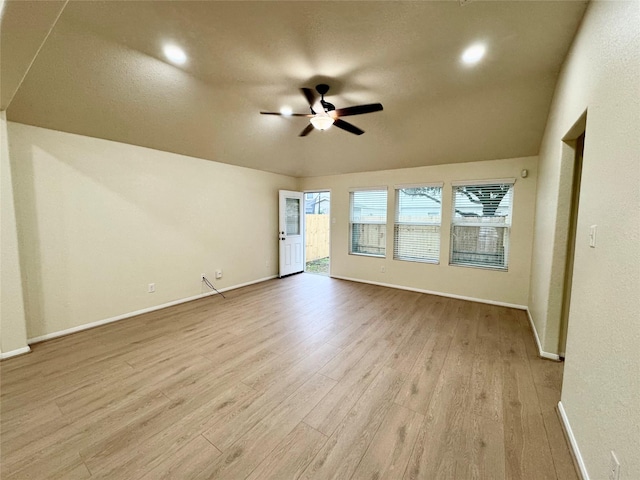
[462,43,486,65]
[163,44,187,65]
[280,106,293,116]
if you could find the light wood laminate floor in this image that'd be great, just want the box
[0,274,577,479]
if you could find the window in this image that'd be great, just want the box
[394,184,442,263]
[350,188,387,257]
[285,197,301,235]
[450,180,514,270]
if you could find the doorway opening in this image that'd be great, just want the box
[304,191,331,276]
[558,113,586,358]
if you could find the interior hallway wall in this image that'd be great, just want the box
[528,1,640,478]
[0,112,29,356]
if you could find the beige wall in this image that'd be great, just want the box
[8,122,297,339]
[301,156,537,307]
[529,1,640,478]
[0,112,29,355]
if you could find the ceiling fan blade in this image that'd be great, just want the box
[260,111,313,117]
[300,88,318,112]
[299,123,315,137]
[334,119,364,135]
[334,103,383,117]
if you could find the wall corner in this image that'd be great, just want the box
[0,111,30,355]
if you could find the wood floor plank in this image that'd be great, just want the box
[1,357,136,415]
[0,400,63,443]
[470,305,504,423]
[3,450,91,480]
[384,295,446,374]
[245,422,328,480]
[461,304,507,480]
[136,434,222,480]
[81,383,256,478]
[512,307,576,480]
[197,374,336,479]
[304,332,400,436]
[384,312,433,374]
[242,339,342,391]
[203,342,340,451]
[500,308,557,480]
[300,367,407,480]
[324,306,393,351]
[319,316,395,381]
[404,301,480,479]
[350,403,424,480]
[393,299,458,414]
[1,391,170,477]
[0,274,577,480]
[463,413,506,480]
[53,354,210,417]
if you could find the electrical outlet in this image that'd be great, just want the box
[380,265,385,273]
[201,273,206,281]
[148,283,155,293]
[609,451,620,480]
[215,269,223,279]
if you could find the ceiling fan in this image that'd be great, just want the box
[260,84,383,137]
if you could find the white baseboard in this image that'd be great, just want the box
[558,401,590,480]
[525,308,561,361]
[331,275,528,310]
[0,346,31,360]
[27,275,277,345]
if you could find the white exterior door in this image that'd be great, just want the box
[279,190,304,277]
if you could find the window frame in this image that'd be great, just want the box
[349,187,388,258]
[393,183,443,264]
[449,179,515,271]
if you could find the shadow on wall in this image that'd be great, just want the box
[8,123,293,338]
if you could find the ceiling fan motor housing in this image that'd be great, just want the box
[315,84,330,95]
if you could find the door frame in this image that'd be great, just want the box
[557,111,587,358]
[303,189,332,276]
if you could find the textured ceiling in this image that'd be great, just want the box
[4,1,588,177]
[0,0,66,109]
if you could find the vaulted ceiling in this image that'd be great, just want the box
[1,1,588,177]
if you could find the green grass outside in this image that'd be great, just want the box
[305,257,329,275]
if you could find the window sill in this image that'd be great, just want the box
[349,252,386,259]
[449,262,508,272]
[393,257,439,265]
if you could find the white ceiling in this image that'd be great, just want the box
[3,1,588,177]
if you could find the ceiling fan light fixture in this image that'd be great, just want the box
[310,114,334,130]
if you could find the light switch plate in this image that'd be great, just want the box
[589,225,597,248]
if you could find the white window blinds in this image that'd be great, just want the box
[350,189,387,257]
[450,182,514,270]
[394,186,442,263]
